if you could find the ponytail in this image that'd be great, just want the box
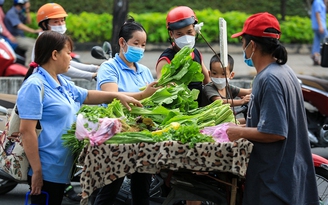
[24,62,39,81]
[272,43,288,65]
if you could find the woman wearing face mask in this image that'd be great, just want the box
[93,17,158,205]
[33,3,98,81]
[156,6,211,107]
[203,53,251,107]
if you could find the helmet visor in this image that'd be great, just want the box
[168,17,196,30]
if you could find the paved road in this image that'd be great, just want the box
[1,182,81,205]
[77,47,328,80]
[2,147,328,205]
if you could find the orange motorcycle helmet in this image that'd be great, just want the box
[37,3,68,30]
[166,6,198,31]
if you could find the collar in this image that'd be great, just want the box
[36,66,69,89]
[115,53,143,74]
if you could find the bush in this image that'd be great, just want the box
[26,10,316,45]
[13,0,309,18]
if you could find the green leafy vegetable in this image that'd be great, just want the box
[152,124,214,148]
[106,130,156,144]
[140,83,199,112]
[157,46,204,87]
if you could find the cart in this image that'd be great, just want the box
[78,139,253,205]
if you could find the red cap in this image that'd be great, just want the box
[231,12,281,39]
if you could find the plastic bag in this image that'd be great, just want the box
[200,122,236,143]
[75,114,122,146]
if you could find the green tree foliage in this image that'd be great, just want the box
[23,9,315,44]
[2,0,310,17]
[2,1,315,44]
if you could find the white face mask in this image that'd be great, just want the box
[211,77,229,90]
[174,35,195,49]
[49,25,67,34]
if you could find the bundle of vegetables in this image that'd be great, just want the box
[140,83,199,112]
[106,123,214,148]
[62,45,237,155]
[62,97,236,155]
[156,46,204,87]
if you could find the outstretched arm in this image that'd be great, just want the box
[70,61,98,72]
[84,90,142,110]
[17,23,41,34]
[63,65,97,81]
[226,126,285,143]
[100,81,158,100]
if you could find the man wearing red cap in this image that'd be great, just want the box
[227,12,319,205]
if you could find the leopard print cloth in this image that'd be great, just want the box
[78,139,253,205]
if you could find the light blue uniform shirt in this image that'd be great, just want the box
[96,53,154,93]
[311,0,327,30]
[17,67,88,184]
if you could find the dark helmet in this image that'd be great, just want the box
[13,0,27,5]
[166,6,198,30]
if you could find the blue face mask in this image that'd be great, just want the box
[123,42,145,63]
[243,42,254,67]
[20,7,26,14]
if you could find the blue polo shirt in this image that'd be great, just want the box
[96,53,154,93]
[17,67,88,184]
[4,6,25,37]
[311,0,326,30]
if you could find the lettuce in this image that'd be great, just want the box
[157,46,204,87]
[140,83,198,112]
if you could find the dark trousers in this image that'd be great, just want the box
[27,175,66,205]
[93,172,152,205]
[130,172,152,205]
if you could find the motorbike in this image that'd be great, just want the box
[91,41,112,60]
[0,37,81,77]
[313,153,328,203]
[297,74,328,147]
[0,38,28,77]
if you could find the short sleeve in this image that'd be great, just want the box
[17,77,44,120]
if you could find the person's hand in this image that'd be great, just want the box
[115,93,142,111]
[226,126,244,141]
[30,171,43,195]
[34,28,42,34]
[241,94,251,104]
[92,72,97,79]
[142,81,160,99]
[8,36,17,43]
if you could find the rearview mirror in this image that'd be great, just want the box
[102,41,112,59]
[91,46,107,60]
